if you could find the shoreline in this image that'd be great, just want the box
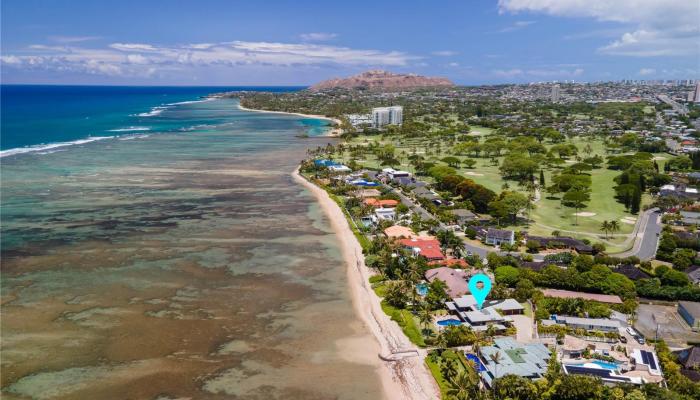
[292,168,440,400]
[236,103,343,137]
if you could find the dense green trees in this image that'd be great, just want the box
[488,191,531,224]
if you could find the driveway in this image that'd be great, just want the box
[511,314,535,342]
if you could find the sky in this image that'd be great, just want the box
[1,0,698,86]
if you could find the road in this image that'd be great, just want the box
[657,94,688,116]
[393,184,662,261]
[614,208,662,261]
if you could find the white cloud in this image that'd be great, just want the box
[110,43,158,52]
[48,35,101,43]
[1,40,418,77]
[638,68,656,76]
[432,50,458,56]
[498,0,699,57]
[447,62,460,67]
[299,32,337,42]
[497,20,536,33]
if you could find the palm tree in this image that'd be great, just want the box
[447,369,479,400]
[435,331,448,355]
[609,220,621,237]
[418,302,433,334]
[600,220,611,239]
[489,350,503,392]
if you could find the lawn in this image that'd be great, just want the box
[425,350,470,398]
[380,301,426,347]
[339,134,659,253]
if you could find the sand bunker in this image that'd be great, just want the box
[464,172,484,176]
[620,217,637,225]
[573,212,597,217]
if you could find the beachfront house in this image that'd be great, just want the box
[478,338,551,387]
[425,267,469,298]
[445,294,522,332]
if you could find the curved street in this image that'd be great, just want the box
[397,185,662,261]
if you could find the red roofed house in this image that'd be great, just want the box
[425,267,469,298]
[399,237,445,261]
[364,198,399,208]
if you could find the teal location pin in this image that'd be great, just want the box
[468,273,492,310]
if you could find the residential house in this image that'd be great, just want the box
[678,301,700,331]
[541,289,623,304]
[478,338,551,387]
[450,209,477,225]
[615,264,652,281]
[384,225,418,239]
[685,265,700,285]
[526,235,593,254]
[445,295,522,331]
[363,198,399,208]
[660,184,700,199]
[555,316,622,333]
[425,267,469,298]
[680,211,700,226]
[374,207,396,221]
[412,187,442,203]
[674,346,700,382]
[486,228,515,246]
[399,237,445,261]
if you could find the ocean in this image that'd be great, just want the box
[1,86,384,399]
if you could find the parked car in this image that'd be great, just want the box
[620,336,628,344]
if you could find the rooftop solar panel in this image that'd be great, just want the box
[565,366,631,382]
[642,350,657,370]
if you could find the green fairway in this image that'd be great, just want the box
[339,134,657,253]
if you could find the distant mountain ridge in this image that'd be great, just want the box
[309,70,454,91]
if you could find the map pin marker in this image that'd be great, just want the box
[468,273,492,310]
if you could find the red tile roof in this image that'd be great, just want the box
[364,198,399,208]
[399,238,445,260]
[428,258,469,268]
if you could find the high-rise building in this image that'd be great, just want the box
[551,84,561,102]
[694,83,700,103]
[372,106,403,128]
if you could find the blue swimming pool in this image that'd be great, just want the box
[416,283,428,296]
[571,360,620,370]
[465,353,486,372]
[436,319,462,326]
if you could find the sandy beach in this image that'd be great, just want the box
[293,168,440,400]
[237,104,343,137]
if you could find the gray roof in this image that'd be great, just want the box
[479,338,551,386]
[487,228,514,240]
[686,265,700,283]
[465,307,506,324]
[557,316,621,329]
[680,301,700,318]
[451,209,476,219]
[487,298,525,312]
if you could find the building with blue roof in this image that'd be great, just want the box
[478,337,551,387]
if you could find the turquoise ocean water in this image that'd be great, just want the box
[1,86,383,399]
